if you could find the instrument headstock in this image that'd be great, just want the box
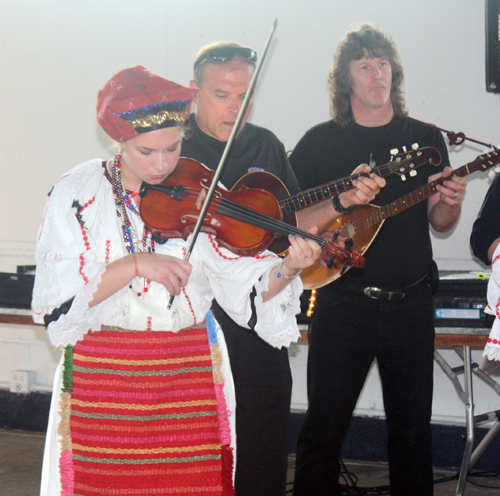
[388,144,442,182]
[471,148,500,177]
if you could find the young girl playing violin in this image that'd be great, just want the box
[32,65,321,496]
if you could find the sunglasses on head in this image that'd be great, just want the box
[194,46,258,69]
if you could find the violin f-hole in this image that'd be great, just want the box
[182,213,212,224]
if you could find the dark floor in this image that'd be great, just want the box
[1,429,499,495]
[1,429,45,496]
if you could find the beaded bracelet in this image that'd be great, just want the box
[276,260,302,280]
[332,195,353,214]
[132,252,139,277]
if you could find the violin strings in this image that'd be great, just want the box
[146,185,349,259]
[218,198,322,242]
[217,198,349,259]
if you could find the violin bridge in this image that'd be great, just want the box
[196,188,207,209]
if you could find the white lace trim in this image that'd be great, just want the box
[47,266,117,347]
[252,268,302,349]
[484,342,500,361]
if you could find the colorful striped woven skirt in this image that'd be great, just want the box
[57,315,234,495]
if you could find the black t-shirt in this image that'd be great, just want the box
[181,113,299,194]
[290,115,449,288]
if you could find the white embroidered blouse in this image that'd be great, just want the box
[32,159,302,349]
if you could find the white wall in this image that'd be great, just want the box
[1,0,500,424]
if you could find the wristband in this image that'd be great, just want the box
[276,260,302,279]
[332,195,352,214]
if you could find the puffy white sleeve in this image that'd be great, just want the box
[484,243,500,361]
[31,162,120,347]
[196,234,302,349]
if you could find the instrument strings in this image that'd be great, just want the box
[162,185,350,258]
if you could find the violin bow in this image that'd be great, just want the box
[168,19,278,309]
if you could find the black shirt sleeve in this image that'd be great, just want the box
[470,173,500,265]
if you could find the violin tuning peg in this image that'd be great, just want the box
[400,174,407,181]
[412,143,419,150]
[409,170,417,177]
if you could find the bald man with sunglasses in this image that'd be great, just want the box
[181,41,383,496]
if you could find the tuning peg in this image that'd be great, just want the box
[412,143,419,150]
[402,146,407,153]
[400,174,407,181]
[390,148,399,156]
[410,170,417,177]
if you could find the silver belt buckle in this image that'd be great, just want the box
[363,287,382,299]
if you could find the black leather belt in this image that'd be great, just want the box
[340,275,428,301]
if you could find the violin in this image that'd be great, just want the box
[139,157,364,269]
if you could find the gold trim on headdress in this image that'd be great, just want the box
[128,110,186,129]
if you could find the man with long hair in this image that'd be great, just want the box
[291,24,467,496]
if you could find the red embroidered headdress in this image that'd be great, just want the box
[96,65,197,141]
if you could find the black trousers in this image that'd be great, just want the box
[293,281,435,496]
[212,301,293,496]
